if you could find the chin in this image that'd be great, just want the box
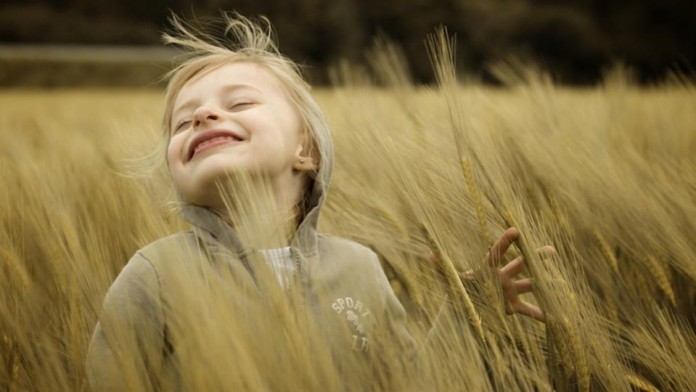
[192,155,252,179]
[178,166,255,201]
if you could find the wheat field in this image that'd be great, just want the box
[1,47,695,391]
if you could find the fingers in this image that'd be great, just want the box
[537,245,556,258]
[513,278,534,294]
[500,245,555,277]
[500,256,524,277]
[487,227,555,268]
[487,227,519,267]
[512,301,545,322]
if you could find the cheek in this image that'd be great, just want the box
[165,137,187,186]
[166,135,183,163]
[274,116,304,153]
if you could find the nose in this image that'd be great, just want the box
[192,106,220,128]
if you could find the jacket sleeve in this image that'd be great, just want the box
[371,254,477,382]
[86,253,165,391]
[369,254,422,373]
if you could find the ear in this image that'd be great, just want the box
[292,144,318,172]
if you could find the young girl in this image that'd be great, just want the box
[86,13,544,391]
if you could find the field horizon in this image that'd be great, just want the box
[1,57,695,390]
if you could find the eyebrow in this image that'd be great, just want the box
[171,83,261,121]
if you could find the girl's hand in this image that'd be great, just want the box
[485,227,553,323]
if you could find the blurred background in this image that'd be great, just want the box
[0,0,694,87]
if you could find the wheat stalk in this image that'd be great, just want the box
[422,226,486,343]
[592,229,619,273]
[645,256,676,307]
[460,157,491,246]
[626,374,661,392]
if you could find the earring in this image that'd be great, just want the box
[299,159,306,164]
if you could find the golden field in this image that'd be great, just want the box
[0,55,695,390]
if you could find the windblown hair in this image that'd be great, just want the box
[159,13,332,180]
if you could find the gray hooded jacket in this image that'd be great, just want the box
[85,139,434,390]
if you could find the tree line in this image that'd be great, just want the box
[1,0,693,84]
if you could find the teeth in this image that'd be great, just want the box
[193,135,239,154]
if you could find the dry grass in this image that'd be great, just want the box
[0,52,695,391]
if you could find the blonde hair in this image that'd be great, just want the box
[159,13,332,182]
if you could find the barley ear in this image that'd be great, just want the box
[626,373,661,392]
[592,229,619,273]
[460,157,491,246]
[422,227,486,343]
[645,255,676,307]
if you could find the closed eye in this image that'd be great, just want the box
[173,120,191,133]
[228,101,255,112]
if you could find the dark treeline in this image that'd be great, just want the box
[1,0,694,84]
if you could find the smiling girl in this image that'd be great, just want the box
[86,13,545,391]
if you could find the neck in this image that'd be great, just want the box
[210,172,305,250]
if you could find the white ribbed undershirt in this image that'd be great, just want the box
[258,247,295,289]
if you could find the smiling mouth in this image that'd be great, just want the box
[189,135,243,160]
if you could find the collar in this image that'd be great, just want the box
[179,204,319,259]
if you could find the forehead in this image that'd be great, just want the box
[173,62,287,111]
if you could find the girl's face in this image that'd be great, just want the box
[167,62,306,208]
